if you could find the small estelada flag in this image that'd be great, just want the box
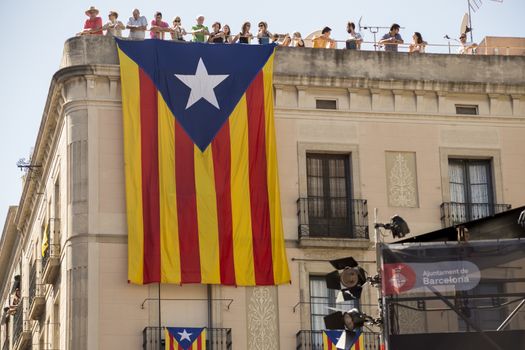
[323,329,364,350]
[165,327,206,350]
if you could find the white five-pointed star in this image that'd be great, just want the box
[177,329,192,342]
[174,58,229,110]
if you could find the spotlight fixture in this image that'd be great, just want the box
[323,308,370,331]
[325,257,367,300]
[375,215,410,239]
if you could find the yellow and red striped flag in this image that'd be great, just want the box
[116,39,290,286]
[165,327,206,350]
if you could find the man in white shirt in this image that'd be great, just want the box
[346,21,363,50]
[458,33,478,54]
[127,8,147,40]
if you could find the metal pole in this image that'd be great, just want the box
[207,284,213,347]
[467,0,474,42]
[374,208,388,350]
[496,298,525,331]
[158,283,162,350]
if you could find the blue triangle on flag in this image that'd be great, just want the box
[324,329,344,345]
[116,39,276,151]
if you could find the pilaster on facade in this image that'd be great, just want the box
[296,86,308,108]
[511,94,521,116]
[437,91,448,114]
[414,90,426,113]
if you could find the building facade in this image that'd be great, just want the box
[1,36,525,350]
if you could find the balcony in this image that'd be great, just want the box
[42,218,61,285]
[28,261,45,320]
[12,299,30,350]
[296,330,380,350]
[297,197,368,239]
[440,202,512,227]
[143,327,232,350]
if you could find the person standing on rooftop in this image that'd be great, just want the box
[346,21,363,50]
[103,11,125,37]
[79,6,103,36]
[208,22,225,43]
[379,23,404,52]
[233,22,253,44]
[127,9,148,40]
[313,27,336,48]
[150,11,170,39]
[458,33,478,54]
[192,15,209,42]
[170,16,187,41]
[409,32,427,53]
[257,22,271,44]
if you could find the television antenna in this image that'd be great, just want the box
[466,0,503,42]
[358,17,405,51]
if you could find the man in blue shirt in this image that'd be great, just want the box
[379,23,404,52]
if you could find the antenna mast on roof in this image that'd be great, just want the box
[467,0,503,42]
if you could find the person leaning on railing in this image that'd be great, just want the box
[78,6,103,36]
[127,8,148,40]
[233,22,253,44]
[409,32,427,53]
[150,11,170,40]
[458,33,478,54]
[379,23,404,52]
[257,21,272,44]
[170,16,187,41]
[223,25,233,44]
[192,15,209,42]
[346,21,363,50]
[102,10,125,37]
[208,22,226,43]
[292,32,305,47]
[313,27,336,49]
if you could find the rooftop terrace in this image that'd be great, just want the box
[60,36,525,91]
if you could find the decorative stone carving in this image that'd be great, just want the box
[246,287,279,350]
[386,152,419,207]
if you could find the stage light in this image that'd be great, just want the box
[375,215,410,239]
[325,257,367,300]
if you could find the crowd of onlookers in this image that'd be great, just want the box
[78,6,479,54]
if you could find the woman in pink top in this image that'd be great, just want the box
[150,11,170,39]
[79,6,103,35]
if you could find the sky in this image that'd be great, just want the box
[0,0,524,231]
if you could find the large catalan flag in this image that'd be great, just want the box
[116,39,290,286]
[323,329,364,350]
[165,327,206,350]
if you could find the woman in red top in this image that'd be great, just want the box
[79,6,103,35]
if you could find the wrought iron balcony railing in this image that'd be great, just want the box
[297,197,368,239]
[28,261,45,320]
[440,202,511,227]
[296,330,380,350]
[143,327,232,350]
[12,298,30,350]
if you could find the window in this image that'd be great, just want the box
[455,105,479,115]
[306,153,352,237]
[448,159,493,223]
[316,99,337,110]
[310,276,358,331]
